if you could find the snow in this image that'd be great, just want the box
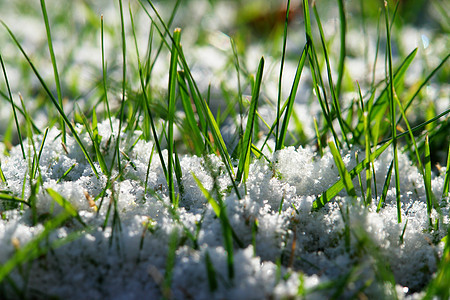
[0,119,448,299]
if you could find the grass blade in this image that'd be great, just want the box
[384,1,401,223]
[377,159,394,212]
[328,141,356,197]
[336,0,347,97]
[46,188,86,227]
[40,0,65,143]
[167,28,181,203]
[277,44,308,150]
[442,145,450,199]
[236,57,264,184]
[0,54,25,159]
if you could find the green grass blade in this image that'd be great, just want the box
[0,193,29,208]
[313,4,350,148]
[167,28,181,204]
[205,251,218,292]
[56,163,77,184]
[101,15,113,131]
[385,1,401,223]
[46,188,86,227]
[277,44,308,150]
[177,71,204,155]
[162,228,178,300]
[336,0,347,97]
[40,0,65,143]
[0,54,25,159]
[442,145,450,199]
[236,57,264,184]
[275,0,291,149]
[313,140,392,210]
[424,135,434,223]
[377,159,394,212]
[0,21,99,178]
[328,141,356,197]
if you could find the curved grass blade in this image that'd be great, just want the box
[46,188,87,227]
[443,145,450,199]
[377,159,394,212]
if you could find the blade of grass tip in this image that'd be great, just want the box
[1,21,99,178]
[236,57,264,184]
[313,139,392,210]
[377,159,394,212]
[167,28,181,204]
[385,0,401,223]
[336,0,346,98]
[313,4,350,148]
[0,54,25,159]
[328,141,356,197]
[40,0,65,144]
[442,145,450,200]
[129,5,168,181]
[0,160,7,184]
[275,0,291,150]
[277,44,308,150]
[101,15,113,131]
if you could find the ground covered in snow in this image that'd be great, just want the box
[0,119,448,299]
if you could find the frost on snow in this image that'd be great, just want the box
[0,120,448,299]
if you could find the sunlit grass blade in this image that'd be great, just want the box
[177,71,204,155]
[100,15,113,131]
[46,188,87,227]
[167,28,181,203]
[56,163,77,184]
[377,159,394,212]
[275,0,291,149]
[336,0,346,97]
[0,193,30,208]
[442,145,450,199]
[277,44,308,150]
[328,141,356,197]
[313,139,392,210]
[357,82,373,205]
[0,54,25,159]
[385,1,401,223]
[313,4,350,148]
[111,0,127,176]
[236,57,264,184]
[1,21,99,178]
[424,135,434,225]
[40,0,65,143]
